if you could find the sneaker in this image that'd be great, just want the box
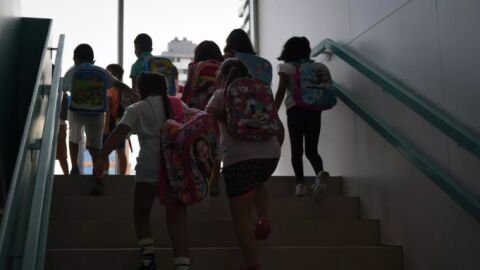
[138,263,156,270]
[90,180,104,196]
[295,183,307,197]
[254,218,271,240]
[312,171,329,201]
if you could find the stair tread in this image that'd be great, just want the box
[46,246,403,270]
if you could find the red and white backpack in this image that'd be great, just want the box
[224,78,280,141]
[159,97,219,205]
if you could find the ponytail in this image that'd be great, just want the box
[161,89,171,119]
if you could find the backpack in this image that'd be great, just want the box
[293,62,337,111]
[144,56,178,96]
[160,97,219,205]
[186,60,221,109]
[235,52,272,85]
[224,78,280,141]
[69,64,109,112]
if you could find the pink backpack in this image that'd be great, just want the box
[159,97,219,205]
[224,78,280,141]
[186,60,221,110]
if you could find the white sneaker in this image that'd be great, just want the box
[295,183,307,197]
[312,171,329,201]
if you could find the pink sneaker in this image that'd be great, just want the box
[255,218,271,240]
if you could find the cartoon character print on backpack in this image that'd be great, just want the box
[144,56,178,96]
[225,78,280,141]
[294,62,337,111]
[70,66,108,112]
[188,60,221,109]
[161,102,219,205]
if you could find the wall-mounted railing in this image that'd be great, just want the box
[312,39,480,222]
[0,24,65,269]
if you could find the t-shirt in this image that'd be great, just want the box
[205,89,281,167]
[277,62,329,110]
[129,51,153,79]
[62,63,115,113]
[118,95,166,181]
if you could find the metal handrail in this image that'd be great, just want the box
[21,34,65,270]
[332,82,480,222]
[312,38,480,160]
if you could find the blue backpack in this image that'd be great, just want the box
[293,62,337,111]
[69,64,109,112]
[235,52,272,85]
[144,56,178,96]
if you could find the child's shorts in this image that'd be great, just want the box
[222,158,279,198]
[68,111,105,149]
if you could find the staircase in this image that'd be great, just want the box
[46,175,403,269]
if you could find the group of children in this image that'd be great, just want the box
[60,28,333,270]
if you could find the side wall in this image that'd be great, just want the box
[0,0,20,205]
[258,1,480,270]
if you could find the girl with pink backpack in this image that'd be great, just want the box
[206,59,281,270]
[93,72,192,270]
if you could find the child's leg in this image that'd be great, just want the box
[287,108,306,183]
[254,183,268,219]
[134,182,157,267]
[116,147,128,175]
[229,192,258,268]
[57,124,69,175]
[69,142,79,174]
[166,204,191,269]
[303,111,323,174]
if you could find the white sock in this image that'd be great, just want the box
[138,238,155,266]
[174,257,191,270]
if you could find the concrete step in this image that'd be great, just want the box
[53,175,343,198]
[50,196,360,221]
[46,246,403,270]
[48,219,380,248]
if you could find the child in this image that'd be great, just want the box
[62,44,129,175]
[223,28,256,59]
[102,64,128,175]
[274,36,332,198]
[206,59,281,270]
[181,40,224,109]
[223,28,272,85]
[56,93,69,175]
[94,72,191,270]
[130,33,153,102]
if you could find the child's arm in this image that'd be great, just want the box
[94,124,130,178]
[274,73,289,110]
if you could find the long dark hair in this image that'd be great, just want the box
[278,36,311,62]
[224,28,256,55]
[194,40,224,63]
[136,72,171,119]
[218,59,250,89]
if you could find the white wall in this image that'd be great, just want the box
[257,1,480,269]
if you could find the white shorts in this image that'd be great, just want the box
[68,110,105,149]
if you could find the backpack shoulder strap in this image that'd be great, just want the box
[168,96,185,121]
